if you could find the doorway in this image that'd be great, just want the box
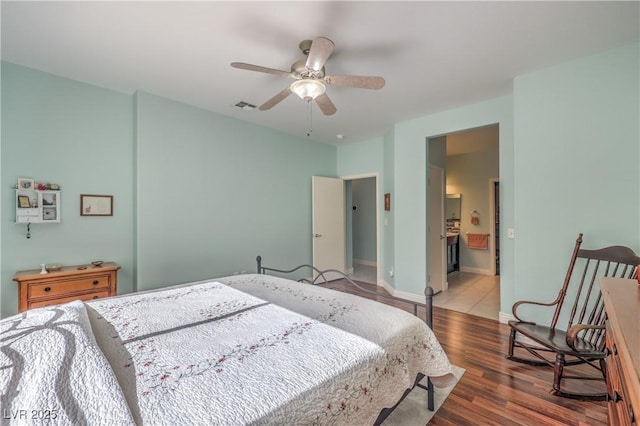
[429,124,501,319]
[342,174,379,285]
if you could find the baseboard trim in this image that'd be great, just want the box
[499,311,515,324]
[380,279,395,294]
[393,289,427,304]
[378,280,426,304]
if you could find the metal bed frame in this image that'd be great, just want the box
[256,256,436,417]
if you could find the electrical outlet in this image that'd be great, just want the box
[507,228,515,239]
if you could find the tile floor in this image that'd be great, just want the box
[350,264,500,321]
[434,271,500,320]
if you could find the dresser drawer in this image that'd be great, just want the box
[28,290,111,310]
[28,275,111,299]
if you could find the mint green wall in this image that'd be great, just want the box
[1,62,135,317]
[447,149,499,273]
[392,123,428,295]
[513,43,639,319]
[135,92,336,290]
[383,130,395,286]
[337,137,384,175]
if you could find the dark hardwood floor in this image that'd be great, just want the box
[321,279,608,425]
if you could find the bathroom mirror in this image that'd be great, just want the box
[446,193,461,221]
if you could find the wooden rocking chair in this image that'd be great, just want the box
[507,233,640,400]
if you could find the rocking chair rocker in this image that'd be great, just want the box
[507,233,640,400]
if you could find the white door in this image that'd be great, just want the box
[428,166,446,293]
[312,176,346,281]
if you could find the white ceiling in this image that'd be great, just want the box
[1,1,638,146]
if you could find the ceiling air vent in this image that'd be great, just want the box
[233,101,257,111]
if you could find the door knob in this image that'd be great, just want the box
[313,233,322,238]
[440,235,445,240]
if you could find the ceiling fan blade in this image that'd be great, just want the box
[325,74,385,90]
[305,37,335,72]
[315,93,337,116]
[259,87,292,111]
[231,62,293,78]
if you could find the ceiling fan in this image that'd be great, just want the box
[231,37,385,116]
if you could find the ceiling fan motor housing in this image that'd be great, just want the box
[291,59,325,79]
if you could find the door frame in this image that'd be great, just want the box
[489,178,499,276]
[428,165,447,293]
[341,173,380,286]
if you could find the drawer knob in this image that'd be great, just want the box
[44,287,51,292]
[92,295,99,299]
[92,280,99,285]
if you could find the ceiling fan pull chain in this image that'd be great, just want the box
[307,100,313,137]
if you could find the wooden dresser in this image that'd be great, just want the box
[13,262,120,312]
[601,278,639,426]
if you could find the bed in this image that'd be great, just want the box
[0,258,454,425]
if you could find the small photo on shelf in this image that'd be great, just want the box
[17,178,34,190]
[42,193,56,206]
[43,208,57,221]
[17,195,31,208]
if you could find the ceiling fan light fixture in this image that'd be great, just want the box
[290,79,325,101]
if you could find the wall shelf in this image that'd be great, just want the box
[15,189,61,224]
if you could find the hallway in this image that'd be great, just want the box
[350,262,377,284]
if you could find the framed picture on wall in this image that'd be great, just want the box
[80,194,113,216]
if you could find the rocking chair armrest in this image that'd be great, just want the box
[511,299,557,322]
[566,323,605,351]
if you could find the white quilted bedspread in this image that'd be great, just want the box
[0,301,135,425]
[1,274,453,426]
